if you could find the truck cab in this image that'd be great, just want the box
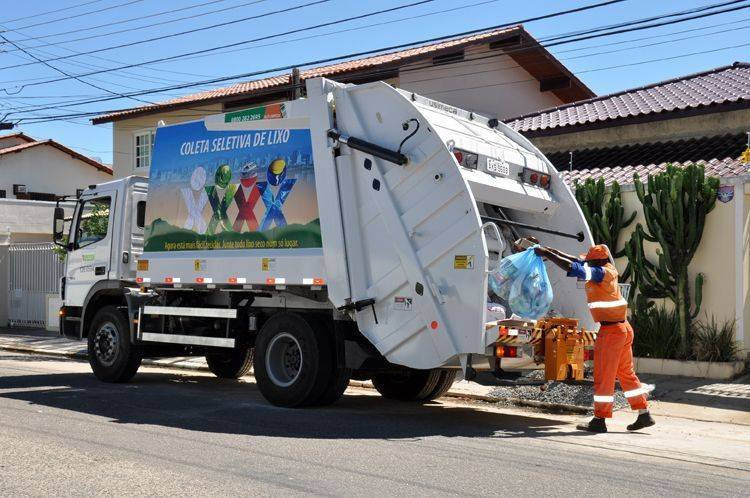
[56,176,147,339]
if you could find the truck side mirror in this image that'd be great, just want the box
[53,206,65,243]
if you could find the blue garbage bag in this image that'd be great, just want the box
[489,247,553,319]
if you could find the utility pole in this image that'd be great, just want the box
[291,67,301,100]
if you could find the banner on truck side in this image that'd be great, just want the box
[143,109,321,252]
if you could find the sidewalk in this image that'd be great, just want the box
[1,327,748,424]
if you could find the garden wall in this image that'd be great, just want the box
[609,180,749,354]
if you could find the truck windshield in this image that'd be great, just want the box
[75,197,111,248]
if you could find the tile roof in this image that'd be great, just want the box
[0,140,112,174]
[0,131,36,144]
[507,62,750,133]
[553,134,749,186]
[93,25,593,124]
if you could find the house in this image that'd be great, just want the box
[0,133,112,327]
[0,132,112,202]
[92,25,593,179]
[506,62,750,355]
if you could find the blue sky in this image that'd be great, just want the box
[1,0,748,165]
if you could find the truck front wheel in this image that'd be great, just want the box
[88,306,142,383]
[254,312,332,407]
[206,347,254,379]
[372,368,455,402]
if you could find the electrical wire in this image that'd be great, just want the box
[5,0,148,32]
[6,0,235,43]
[0,0,625,94]
[15,32,750,126]
[0,0,340,71]
[0,33,155,107]
[0,0,107,25]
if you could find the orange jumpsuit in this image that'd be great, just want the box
[568,245,650,419]
[584,262,648,418]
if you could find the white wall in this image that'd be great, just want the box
[111,104,222,179]
[399,45,564,120]
[0,145,111,198]
[0,199,60,239]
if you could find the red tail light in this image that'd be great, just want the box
[452,148,478,169]
[495,345,518,358]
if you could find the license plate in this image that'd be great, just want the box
[486,157,510,176]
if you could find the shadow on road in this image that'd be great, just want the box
[0,366,593,441]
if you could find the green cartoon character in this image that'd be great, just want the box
[205,164,238,234]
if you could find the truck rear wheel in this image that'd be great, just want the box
[206,347,254,379]
[88,306,141,383]
[372,368,453,402]
[254,312,332,407]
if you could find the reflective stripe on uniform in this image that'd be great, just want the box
[583,264,592,281]
[588,298,628,309]
[593,395,614,403]
[624,384,654,398]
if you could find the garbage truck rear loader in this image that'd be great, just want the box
[55,78,594,407]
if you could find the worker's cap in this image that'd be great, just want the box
[581,244,611,262]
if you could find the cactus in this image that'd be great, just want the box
[574,177,636,260]
[630,163,719,345]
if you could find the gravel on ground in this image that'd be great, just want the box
[488,370,630,410]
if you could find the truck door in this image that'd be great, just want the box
[65,190,116,306]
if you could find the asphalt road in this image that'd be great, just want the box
[0,352,746,497]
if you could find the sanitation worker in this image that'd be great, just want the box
[531,242,655,433]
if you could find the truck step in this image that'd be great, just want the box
[139,332,235,348]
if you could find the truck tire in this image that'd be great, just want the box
[254,312,333,407]
[88,306,142,383]
[423,370,457,401]
[206,347,254,379]
[372,368,444,402]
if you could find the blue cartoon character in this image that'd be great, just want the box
[257,158,296,230]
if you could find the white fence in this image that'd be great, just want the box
[8,243,64,327]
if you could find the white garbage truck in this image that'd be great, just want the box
[53,77,595,407]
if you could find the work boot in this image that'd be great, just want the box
[576,417,607,433]
[627,412,655,431]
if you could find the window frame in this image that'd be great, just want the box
[133,128,155,170]
[73,196,112,250]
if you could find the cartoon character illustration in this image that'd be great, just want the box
[180,166,208,234]
[233,162,261,232]
[205,164,238,234]
[257,158,296,230]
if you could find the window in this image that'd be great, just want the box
[75,197,111,249]
[134,130,155,169]
[0,190,5,198]
[136,201,146,228]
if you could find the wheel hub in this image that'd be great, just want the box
[265,332,302,387]
[94,322,119,367]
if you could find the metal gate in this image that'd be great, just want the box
[8,243,64,327]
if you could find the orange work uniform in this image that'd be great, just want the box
[573,245,649,419]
